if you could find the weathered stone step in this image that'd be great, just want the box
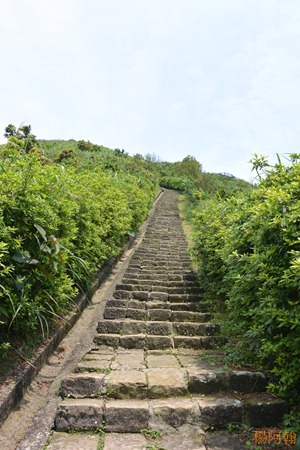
[96,320,219,337]
[61,363,268,401]
[106,298,206,312]
[131,257,191,263]
[93,333,173,349]
[93,333,223,350]
[122,272,198,282]
[122,278,202,287]
[115,283,203,295]
[112,290,203,303]
[171,311,212,321]
[55,394,288,432]
[51,190,288,441]
[103,308,212,321]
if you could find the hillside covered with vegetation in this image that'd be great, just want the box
[189,154,300,418]
[5,123,299,417]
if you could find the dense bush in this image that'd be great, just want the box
[0,139,155,343]
[191,156,300,403]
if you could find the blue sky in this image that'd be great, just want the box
[1,0,300,181]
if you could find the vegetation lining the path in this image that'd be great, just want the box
[0,125,157,376]
[0,127,253,380]
[3,124,298,424]
[188,153,300,414]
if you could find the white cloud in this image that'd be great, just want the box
[1,0,300,180]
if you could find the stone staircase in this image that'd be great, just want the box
[51,190,287,449]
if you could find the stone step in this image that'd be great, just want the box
[103,307,212,321]
[112,290,204,304]
[96,320,219,337]
[115,283,203,295]
[52,189,287,440]
[55,394,288,433]
[61,356,268,400]
[171,311,212,321]
[121,278,202,288]
[129,258,192,265]
[169,302,198,311]
[93,333,223,350]
[121,273,194,280]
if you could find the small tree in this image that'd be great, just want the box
[4,123,37,153]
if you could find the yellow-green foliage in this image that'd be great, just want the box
[0,139,155,340]
[191,155,300,404]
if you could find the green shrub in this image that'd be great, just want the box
[191,157,300,404]
[0,141,155,341]
[54,148,78,163]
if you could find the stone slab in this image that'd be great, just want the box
[174,336,203,350]
[84,352,115,361]
[104,308,127,319]
[106,299,128,309]
[47,432,99,450]
[131,291,149,300]
[171,312,201,322]
[145,335,173,350]
[176,355,203,367]
[89,348,116,356]
[60,373,106,398]
[147,369,188,398]
[116,283,135,291]
[196,396,243,429]
[120,334,145,349]
[229,371,267,393]
[149,291,169,300]
[187,368,228,394]
[244,398,288,427]
[122,321,146,335]
[148,309,171,321]
[76,358,112,372]
[159,433,206,450]
[105,399,149,432]
[111,351,145,370]
[146,321,173,335]
[147,354,180,368]
[174,323,220,337]
[147,301,171,310]
[97,320,122,334]
[107,370,147,399]
[55,399,104,431]
[113,290,132,299]
[205,431,247,450]
[128,300,147,310]
[126,308,148,321]
[92,334,120,348]
[150,398,201,430]
[103,433,147,450]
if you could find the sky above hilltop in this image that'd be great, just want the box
[1,0,300,181]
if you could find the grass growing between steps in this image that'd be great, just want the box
[141,429,166,450]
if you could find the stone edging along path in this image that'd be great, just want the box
[0,189,164,430]
[45,189,287,450]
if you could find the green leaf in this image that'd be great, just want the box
[12,250,39,265]
[34,223,47,242]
